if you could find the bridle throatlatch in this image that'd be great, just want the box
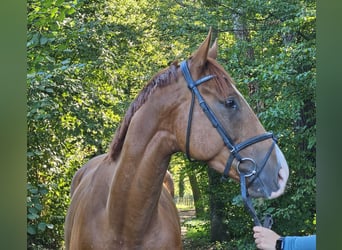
[180,60,276,228]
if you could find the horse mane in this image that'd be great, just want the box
[107,58,234,161]
[108,62,179,161]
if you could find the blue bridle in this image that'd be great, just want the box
[180,60,276,227]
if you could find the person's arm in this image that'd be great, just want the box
[253,226,316,250]
[283,235,316,250]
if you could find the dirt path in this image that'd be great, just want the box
[179,209,196,237]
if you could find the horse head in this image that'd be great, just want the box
[175,29,289,199]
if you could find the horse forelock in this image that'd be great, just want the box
[108,62,179,161]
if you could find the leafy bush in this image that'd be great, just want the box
[27,183,54,248]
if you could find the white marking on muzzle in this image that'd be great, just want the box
[270,145,289,199]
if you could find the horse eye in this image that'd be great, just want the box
[225,99,237,109]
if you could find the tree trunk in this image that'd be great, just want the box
[178,171,185,198]
[187,171,204,217]
[207,168,230,242]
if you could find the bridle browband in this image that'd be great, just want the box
[180,60,276,227]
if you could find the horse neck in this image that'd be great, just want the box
[106,92,180,238]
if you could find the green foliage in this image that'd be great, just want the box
[27,184,53,240]
[27,0,315,248]
[182,217,255,249]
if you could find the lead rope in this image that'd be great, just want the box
[240,173,273,228]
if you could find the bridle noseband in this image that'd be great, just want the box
[180,60,277,227]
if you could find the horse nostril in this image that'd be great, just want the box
[269,167,289,199]
[278,167,288,187]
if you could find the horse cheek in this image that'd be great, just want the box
[193,127,223,160]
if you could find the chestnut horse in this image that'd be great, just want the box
[65,30,289,249]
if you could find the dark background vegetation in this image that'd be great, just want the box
[26,0,316,248]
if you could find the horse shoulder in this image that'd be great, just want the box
[70,154,107,197]
[149,186,182,249]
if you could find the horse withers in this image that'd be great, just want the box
[65,29,289,249]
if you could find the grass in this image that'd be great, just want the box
[182,218,212,249]
[181,217,256,250]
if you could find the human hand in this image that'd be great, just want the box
[253,226,281,250]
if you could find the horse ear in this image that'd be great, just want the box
[190,28,212,71]
[208,38,218,59]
